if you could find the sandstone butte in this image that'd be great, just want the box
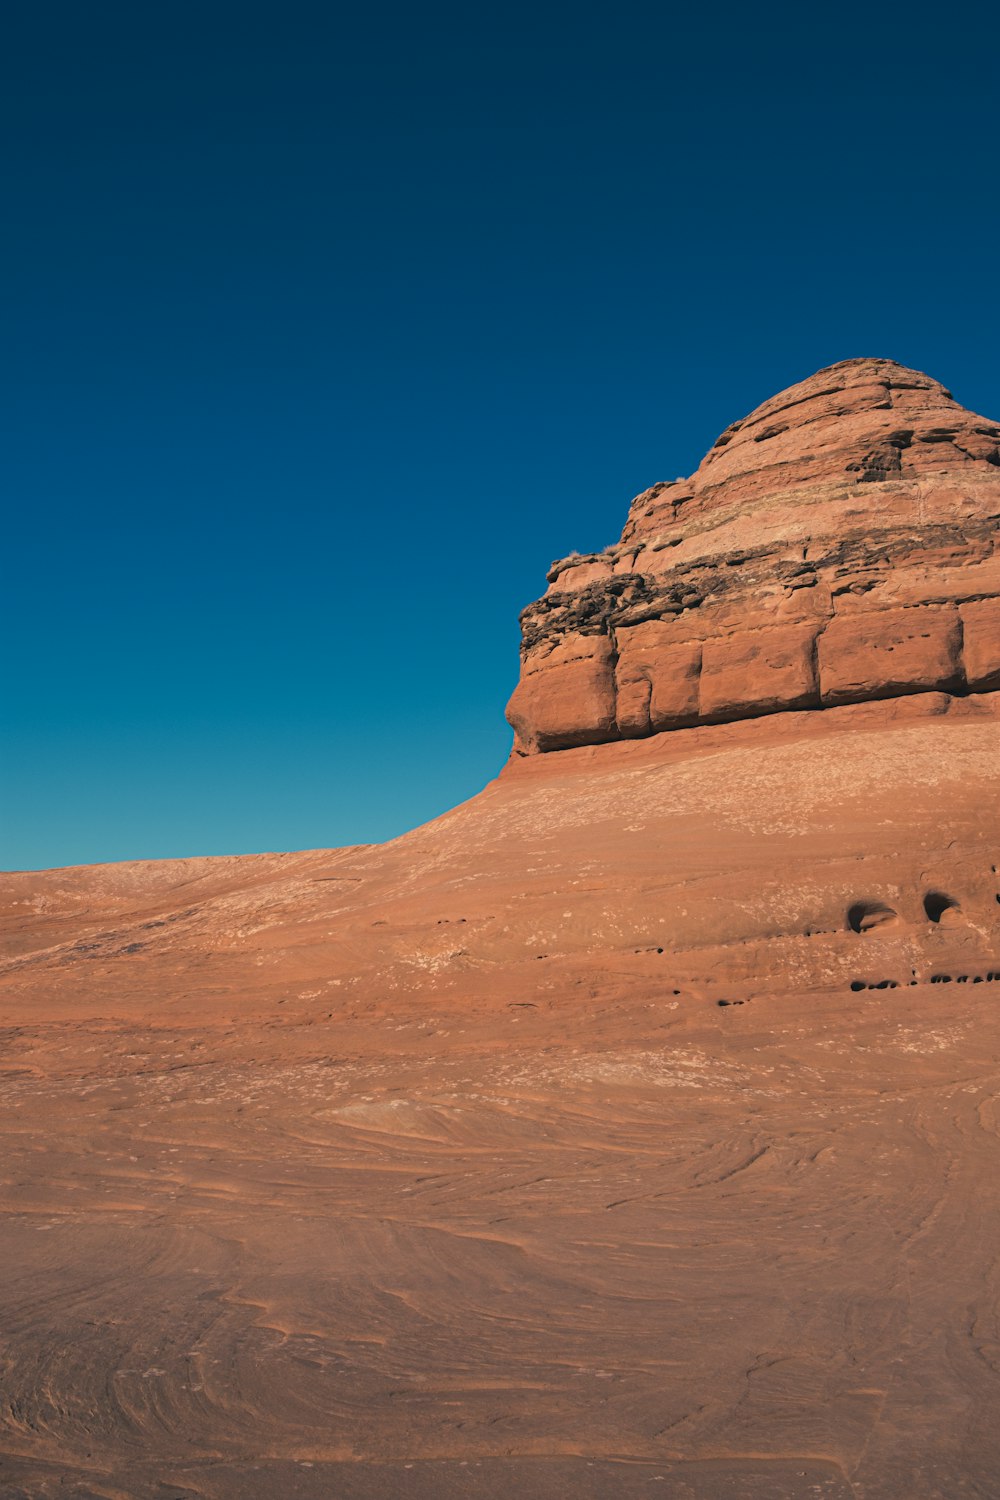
[2,357,1000,1500]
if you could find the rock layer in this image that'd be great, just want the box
[507,358,1000,752]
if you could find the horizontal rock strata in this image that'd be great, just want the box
[507,358,1000,752]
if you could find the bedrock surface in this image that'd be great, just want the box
[3,693,1000,1498]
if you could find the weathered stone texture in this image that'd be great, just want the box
[507,358,1000,753]
[961,598,1000,689]
[615,626,701,737]
[506,636,616,753]
[819,606,963,705]
[700,623,818,721]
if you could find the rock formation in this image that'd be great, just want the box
[507,358,1000,751]
[2,359,1000,1500]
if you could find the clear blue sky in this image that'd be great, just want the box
[3,2,998,871]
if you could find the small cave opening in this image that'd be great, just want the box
[847,901,898,934]
[923,891,960,924]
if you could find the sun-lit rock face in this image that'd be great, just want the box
[507,358,1000,752]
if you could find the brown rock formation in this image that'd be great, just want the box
[2,359,1000,1499]
[507,358,1000,752]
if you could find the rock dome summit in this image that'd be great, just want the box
[507,358,1000,751]
[2,358,1000,1499]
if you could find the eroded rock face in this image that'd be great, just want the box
[507,357,1000,752]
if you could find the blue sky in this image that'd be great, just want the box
[3,1,998,870]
